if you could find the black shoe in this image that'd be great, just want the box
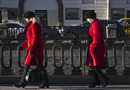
[39,81,50,88]
[102,78,109,87]
[13,82,26,88]
[89,82,100,88]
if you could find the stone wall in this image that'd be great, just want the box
[0,39,130,76]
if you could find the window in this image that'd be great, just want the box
[111,8,124,20]
[127,11,130,18]
[8,8,18,20]
[35,10,48,26]
[65,8,80,20]
[82,0,94,4]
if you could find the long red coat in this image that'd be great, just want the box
[20,21,43,66]
[86,19,105,66]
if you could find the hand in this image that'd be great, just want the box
[19,46,23,50]
[30,50,34,55]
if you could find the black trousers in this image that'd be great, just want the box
[20,64,49,84]
[90,66,108,84]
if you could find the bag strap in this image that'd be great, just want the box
[24,21,32,34]
[29,54,39,67]
[35,55,39,67]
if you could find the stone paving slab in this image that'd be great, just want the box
[0,84,130,90]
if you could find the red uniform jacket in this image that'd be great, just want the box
[86,19,105,66]
[20,21,43,66]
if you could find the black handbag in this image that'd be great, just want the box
[25,55,45,82]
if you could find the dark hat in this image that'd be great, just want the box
[23,11,35,18]
[85,11,96,19]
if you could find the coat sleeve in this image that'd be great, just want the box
[20,40,27,48]
[90,23,100,49]
[30,23,39,51]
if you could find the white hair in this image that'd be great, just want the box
[32,15,41,24]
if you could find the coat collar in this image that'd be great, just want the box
[90,19,99,25]
[27,21,32,23]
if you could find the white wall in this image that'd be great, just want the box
[0,0,19,8]
[48,10,58,26]
[63,0,82,26]
[24,0,58,11]
[110,0,130,18]
[110,0,127,8]
[63,0,108,26]
[24,0,58,26]
[0,0,129,26]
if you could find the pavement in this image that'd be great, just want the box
[0,84,130,90]
[1,76,130,90]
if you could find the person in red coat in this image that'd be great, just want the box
[85,11,109,87]
[14,11,49,88]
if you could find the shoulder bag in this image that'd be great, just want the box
[25,54,45,82]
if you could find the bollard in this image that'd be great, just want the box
[106,24,117,39]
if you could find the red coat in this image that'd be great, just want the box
[20,21,43,66]
[86,19,105,66]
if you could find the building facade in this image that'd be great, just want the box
[0,0,130,26]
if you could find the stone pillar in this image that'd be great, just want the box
[2,9,8,22]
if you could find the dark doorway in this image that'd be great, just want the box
[82,10,94,22]
[35,10,48,26]
[0,10,2,23]
[127,10,130,18]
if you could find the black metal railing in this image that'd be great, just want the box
[0,25,129,39]
[41,26,89,39]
